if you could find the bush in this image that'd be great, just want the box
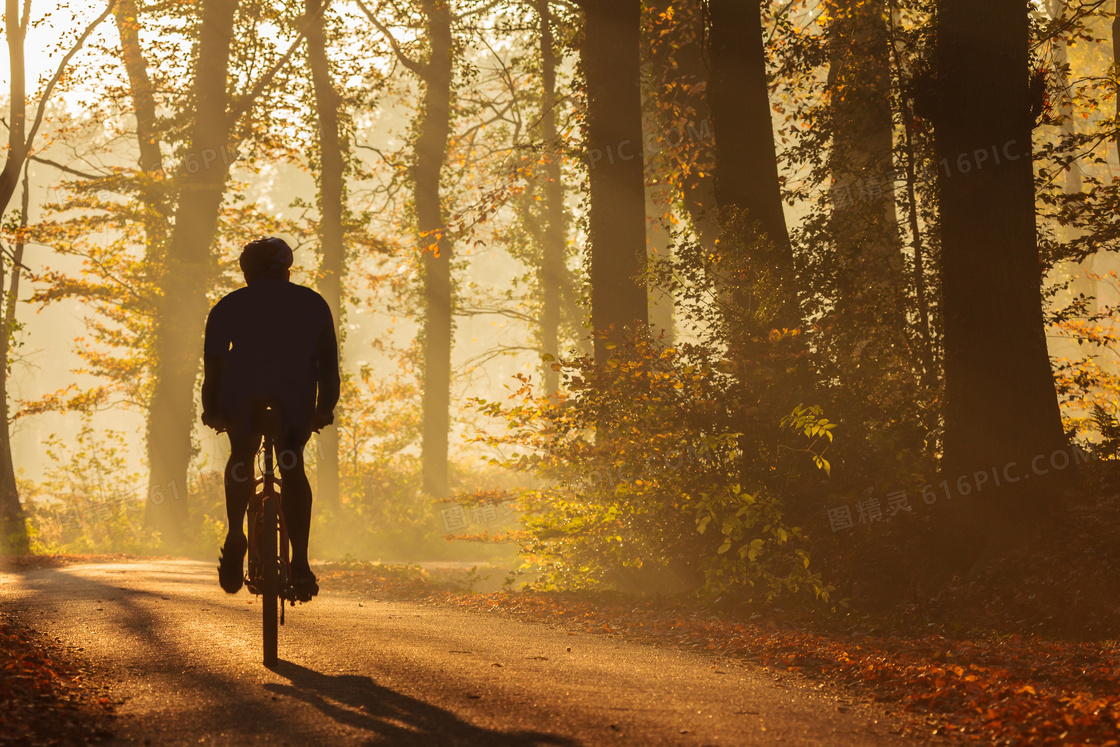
[472,229,834,604]
[24,421,161,555]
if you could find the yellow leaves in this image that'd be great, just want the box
[812,455,831,476]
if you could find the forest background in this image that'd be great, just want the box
[0,0,1118,620]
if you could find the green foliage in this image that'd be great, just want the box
[471,231,833,604]
[23,420,160,555]
[1088,405,1120,461]
[776,0,942,506]
[781,405,837,477]
[19,416,234,559]
[0,516,31,555]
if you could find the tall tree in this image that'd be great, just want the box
[1114,0,1119,162]
[536,0,568,392]
[934,0,1069,545]
[576,0,648,362]
[0,0,32,554]
[306,0,347,507]
[144,0,318,541]
[817,0,931,470]
[706,0,791,265]
[358,0,457,498]
[0,0,113,552]
[0,166,29,554]
[886,0,937,383]
[145,0,242,542]
[1045,0,1094,308]
[826,0,906,347]
[416,0,454,499]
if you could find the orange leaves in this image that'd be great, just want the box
[14,385,109,420]
[0,620,113,742]
[319,558,1105,742]
[438,584,1120,746]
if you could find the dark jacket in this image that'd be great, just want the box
[201,278,340,434]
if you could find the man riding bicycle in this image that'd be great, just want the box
[200,237,340,601]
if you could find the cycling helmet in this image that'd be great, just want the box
[239,236,293,278]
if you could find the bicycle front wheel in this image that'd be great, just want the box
[262,497,279,666]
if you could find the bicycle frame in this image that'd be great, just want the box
[245,415,294,665]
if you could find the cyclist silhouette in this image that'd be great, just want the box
[201,237,340,601]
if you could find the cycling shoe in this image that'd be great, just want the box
[218,534,247,593]
[290,568,319,602]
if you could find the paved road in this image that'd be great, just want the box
[0,561,927,745]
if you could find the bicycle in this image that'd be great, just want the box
[244,404,295,666]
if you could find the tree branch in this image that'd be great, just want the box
[26,2,117,150]
[28,154,108,180]
[354,0,426,77]
[228,0,333,123]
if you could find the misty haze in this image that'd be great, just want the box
[1,0,1118,744]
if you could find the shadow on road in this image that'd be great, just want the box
[6,563,582,744]
[267,660,579,746]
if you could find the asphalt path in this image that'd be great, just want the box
[0,560,930,745]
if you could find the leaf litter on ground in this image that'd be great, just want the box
[318,560,1120,746]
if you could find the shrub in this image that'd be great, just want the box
[472,230,834,604]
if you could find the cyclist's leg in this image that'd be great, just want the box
[219,426,261,592]
[276,428,313,575]
[225,427,262,541]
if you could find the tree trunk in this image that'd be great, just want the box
[1046,0,1092,307]
[0,0,29,553]
[934,0,1068,544]
[1114,1,1119,163]
[116,0,163,177]
[537,0,566,392]
[646,187,675,344]
[823,0,923,448]
[706,0,791,264]
[306,0,344,507]
[115,0,171,267]
[827,0,905,332]
[0,0,111,550]
[0,0,28,215]
[145,0,240,544]
[888,2,936,383]
[0,166,29,553]
[577,0,648,362]
[415,0,454,499]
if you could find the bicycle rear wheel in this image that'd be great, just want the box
[262,496,279,666]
